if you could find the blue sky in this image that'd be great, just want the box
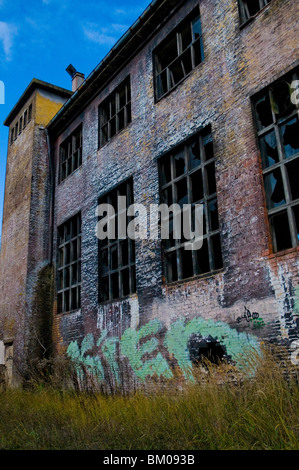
[0,0,149,241]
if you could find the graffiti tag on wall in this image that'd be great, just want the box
[67,316,261,384]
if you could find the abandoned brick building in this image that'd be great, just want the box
[0,0,299,387]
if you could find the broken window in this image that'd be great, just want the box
[98,77,131,148]
[59,124,83,182]
[153,7,204,101]
[239,0,272,24]
[253,69,299,252]
[98,179,136,302]
[57,213,81,313]
[159,127,223,283]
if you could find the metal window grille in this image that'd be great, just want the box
[59,124,83,182]
[239,0,272,24]
[98,179,136,302]
[159,127,223,283]
[253,69,299,252]
[154,7,204,101]
[57,213,81,313]
[99,77,131,148]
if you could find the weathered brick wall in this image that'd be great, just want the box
[0,88,71,383]
[0,97,35,382]
[51,0,299,388]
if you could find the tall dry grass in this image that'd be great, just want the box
[0,348,298,450]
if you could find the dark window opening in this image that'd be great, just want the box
[57,213,81,314]
[154,7,204,100]
[28,104,32,122]
[59,124,83,182]
[188,334,229,366]
[239,0,272,24]
[98,179,136,302]
[10,128,14,145]
[23,110,27,128]
[19,117,22,134]
[253,68,299,252]
[99,77,131,148]
[159,127,223,283]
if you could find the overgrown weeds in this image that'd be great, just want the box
[0,348,298,450]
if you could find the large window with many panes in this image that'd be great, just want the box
[98,77,131,148]
[239,0,272,24]
[98,179,136,302]
[57,213,81,313]
[59,124,82,182]
[253,69,299,252]
[153,7,204,101]
[159,127,223,283]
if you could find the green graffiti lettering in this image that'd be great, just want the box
[165,317,261,380]
[120,319,173,381]
[102,337,120,384]
[67,333,105,381]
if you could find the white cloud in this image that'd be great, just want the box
[0,21,17,61]
[83,23,117,46]
[83,21,129,47]
[111,24,128,34]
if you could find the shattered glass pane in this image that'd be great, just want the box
[255,94,273,130]
[264,169,286,209]
[259,131,279,168]
[192,16,202,40]
[189,138,201,169]
[203,133,214,161]
[174,149,186,177]
[280,117,299,159]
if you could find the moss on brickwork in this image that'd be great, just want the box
[27,265,54,362]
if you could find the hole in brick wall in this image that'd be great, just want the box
[188,333,228,366]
